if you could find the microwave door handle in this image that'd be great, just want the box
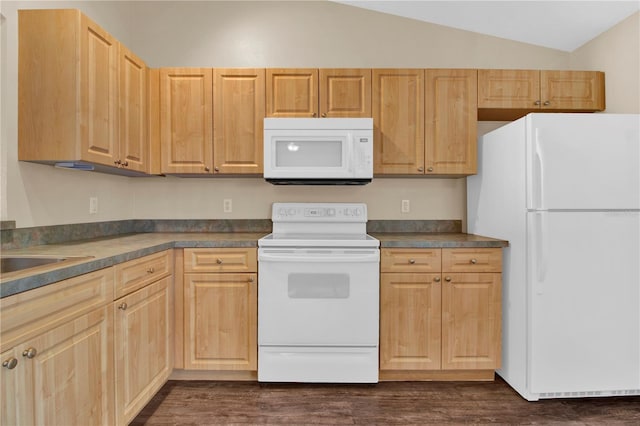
[347,133,354,173]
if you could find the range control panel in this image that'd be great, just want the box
[272,203,367,222]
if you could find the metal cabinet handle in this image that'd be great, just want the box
[214,167,220,172]
[417,167,424,172]
[543,101,550,106]
[118,302,128,310]
[409,259,416,264]
[3,357,18,369]
[534,100,541,106]
[204,166,210,172]
[427,167,434,172]
[445,276,452,282]
[22,347,37,359]
[147,267,155,274]
[216,258,223,264]
[321,113,327,117]
[470,258,477,264]
[434,276,441,283]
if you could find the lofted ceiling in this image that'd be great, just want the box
[331,1,640,52]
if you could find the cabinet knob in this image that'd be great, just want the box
[121,160,129,167]
[534,100,541,106]
[216,258,223,264]
[147,267,155,274]
[22,347,37,359]
[2,357,18,369]
[118,302,128,310]
[417,166,424,172]
[248,277,254,283]
[114,159,121,165]
[204,166,210,172]
[409,259,416,264]
[445,276,452,282]
[214,167,220,172]
[321,113,327,117]
[427,167,434,172]
[470,258,477,264]
[312,112,317,117]
[543,101,550,106]
[434,276,441,282]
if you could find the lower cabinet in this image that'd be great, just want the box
[380,247,502,380]
[1,306,114,425]
[182,248,257,372]
[114,276,173,426]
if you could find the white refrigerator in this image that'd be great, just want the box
[467,113,640,401]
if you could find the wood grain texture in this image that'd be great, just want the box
[119,44,148,172]
[442,248,502,273]
[266,68,318,117]
[478,69,540,109]
[319,68,372,117]
[147,68,161,174]
[541,70,605,111]
[184,248,257,273]
[114,249,172,299]
[131,379,640,425]
[381,248,442,273]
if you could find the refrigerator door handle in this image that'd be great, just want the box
[534,128,545,210]
[534,211,548,282]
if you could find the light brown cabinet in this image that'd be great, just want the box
[478,69,605,120]
[183,248,257,371]
[373,69,477,176]
[1,268,115,425]
[380,247,502,380]
[18,9,149,174]
[267,68,371,118]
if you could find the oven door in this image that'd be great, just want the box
[257,247,379,346]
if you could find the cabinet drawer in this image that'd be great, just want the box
[115,250,172,299]
[442,248,502,273]
[381,249,441,273]
[184,248,257,273]
[0,268,114,352]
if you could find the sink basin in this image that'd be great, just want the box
[1,256,92,274]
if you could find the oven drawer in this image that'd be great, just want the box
[381,248,442,273]
[184,248,257,273]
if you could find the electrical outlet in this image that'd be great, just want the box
[89,197,98,214]
[401,199,410,213]
[223,199,232,213]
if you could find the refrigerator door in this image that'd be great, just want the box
[526,114,640,211]
[528,210,640,394]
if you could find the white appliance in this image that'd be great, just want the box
[258,203,380,383]
[467,113,640,401]
[263,118,373,185]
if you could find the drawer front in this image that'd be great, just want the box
[442,248,502,273]
[184,248,257,273]
[381,249,442,273]
[115,250,172,299]
[0,268,114,352]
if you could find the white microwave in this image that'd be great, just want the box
[263,118,373,185]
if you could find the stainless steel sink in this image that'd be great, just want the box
[0,256,92,274]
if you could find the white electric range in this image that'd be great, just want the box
[257,203,380,383]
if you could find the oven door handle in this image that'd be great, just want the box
[258,249,379,263]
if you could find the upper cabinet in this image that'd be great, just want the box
[18,9,149,174]
[373,69,477,176]
[160,68,214,175]
[213,68,265,174]
[266,68,371,118]
[478,69,605,120]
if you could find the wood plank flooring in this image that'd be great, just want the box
[131,377,640,425]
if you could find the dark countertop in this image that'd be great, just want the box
[1,231,507,298]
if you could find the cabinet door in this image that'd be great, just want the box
[119,45,148,173]
[477,69,540,109]
[441,273,501,370]
[373,69,425,174]
[319,68,371,117]
[1,348,28,425]
[80,14,120,166]
[213,68,265,174]
[160,68,213,174]
[266,68,318,117]
[425,69,477,175]
[540,71,605,111]
[380,273,441,370]
[25,307,114,425]
[184,273,257,370]
[115,277,172,426]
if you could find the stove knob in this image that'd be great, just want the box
[327,208,336,216]
[288,208,296,216]
[278,208,287,217]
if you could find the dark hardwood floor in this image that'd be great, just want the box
[131,377,640,425]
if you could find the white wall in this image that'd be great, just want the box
[0,1,634,228]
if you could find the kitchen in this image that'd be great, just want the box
[1,0,639,424]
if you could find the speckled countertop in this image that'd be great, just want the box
[1,231,507,298]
